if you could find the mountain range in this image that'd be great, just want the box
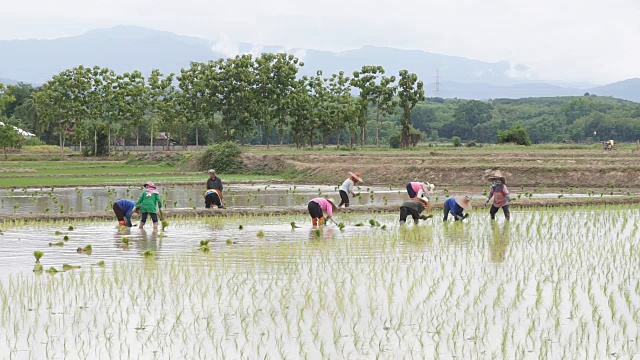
[0,26,638,102]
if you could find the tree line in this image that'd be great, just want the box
[2,54,640,153]
[0,53,425,154]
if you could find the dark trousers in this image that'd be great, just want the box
[113,203,132,227]
[490,205,510,220]
[400,206,420,223]
[338,190,350,207]
[205,192,223,208]
[308,201,323,219]
[141,212,158,224]
[443,204,464,221]
[406,183,417,198]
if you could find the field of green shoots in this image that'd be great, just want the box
[1,205,639,358]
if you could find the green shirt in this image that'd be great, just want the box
[136,190,162,213]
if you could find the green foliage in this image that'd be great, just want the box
[199,142,243,173]
[452,136,462,147]
[388,133,402,148]
[0,123,21,158]
[497,125,532,146]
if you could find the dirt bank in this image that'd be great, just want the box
[242,150,640,188]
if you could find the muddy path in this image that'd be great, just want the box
[2,196,638,223]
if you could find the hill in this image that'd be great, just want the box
[1,26,638,102]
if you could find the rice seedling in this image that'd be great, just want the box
[141,250,155,258]
[63,235,69,241]
[121,237,130,244]
[33,250,43,263]
[62,264,81,271]
[48,241,64,247]
[76,244,92,254]
[256,230,265,239]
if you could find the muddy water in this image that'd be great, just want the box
[0,213,396,277]
[0,183,625,215]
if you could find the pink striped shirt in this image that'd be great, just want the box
[311,198,333,217]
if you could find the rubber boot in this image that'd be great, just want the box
[399,220,406,226]
[319,217,325,226]
[312,218,318,226]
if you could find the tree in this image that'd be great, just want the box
[397,70,425,148]
[119,70,148,149]
[253,53,303,148]
[178,62,207,148]
[497,125,531,146]
[148,69,177,150]
[351,66,384,147]
[451,100,493,140]
[217,55,255,143]
[0,123,20,159]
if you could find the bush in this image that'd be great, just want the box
[497,125,532,146]
[199,142,243,173]
[452,136,462,147]
[388,133,401,149]
[466,141,477,147]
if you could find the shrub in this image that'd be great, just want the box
[452,136,462,147]
[199,142,244,173]
[497,125,532,146]
[388,133,401,149]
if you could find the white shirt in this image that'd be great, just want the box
[339,179,355,194]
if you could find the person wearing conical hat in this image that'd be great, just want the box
[338,171,363,208]
[406,181,435,199]
[485,171,511,220]
[443,195,472,221]
[308,197,337,227]
[399,195,432,225]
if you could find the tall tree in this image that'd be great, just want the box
[397,70,425,148]
[0,123,20,159]
[178,62,207,147]
[217,55,255,143]
[147,69,177,151]
[351,66,385,147]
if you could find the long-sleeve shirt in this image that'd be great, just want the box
[136,190,162,213]
[409,182,424,194]
[339,179,355,195]
[207,177,223,191]
[488,185,510,208]
[310,197,334,218]
[401,200,425,213]
[444,197,463,214]
[115,199,136,219]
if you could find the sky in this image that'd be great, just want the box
[1,0,639,84]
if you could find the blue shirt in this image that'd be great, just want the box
[115,199,136,218]
[444,197,463,214]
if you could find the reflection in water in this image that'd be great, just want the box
[308,226,336,241]
[488,222,510,263]
[442,221,471,245]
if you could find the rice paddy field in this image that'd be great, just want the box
[1,205,640,358]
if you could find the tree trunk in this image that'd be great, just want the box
[376,109,381,147]
[136,127,139,150]
[361,125,365,147]
[150,122,154,151]
[59,131,64,154]
[195,126,199,148]
[94,130,97,157]
[79,140,82,155]
[108,127,111,156]
[4,148,7,160]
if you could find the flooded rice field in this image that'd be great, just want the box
[1,206,640,358]
[0,183,627,215]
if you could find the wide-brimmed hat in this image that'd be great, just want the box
[326,198,337,211]
[143,181,156,188]
[486,170,507,184]
[422,182,435,193]
[415,195,432,211]
[454,195,472,211]
[208,169,216,174]
[349,172,363,182]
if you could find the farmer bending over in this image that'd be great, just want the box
[406,181,435,199]
[399,195,432,225]
[443,196,472,221]
[308,197,337,227]
[113,199,139,227]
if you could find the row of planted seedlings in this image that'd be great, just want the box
[1,205,639,358]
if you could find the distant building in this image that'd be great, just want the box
[0,121,36,137]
